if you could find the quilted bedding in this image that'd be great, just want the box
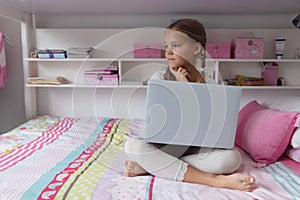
[0,116,299,200]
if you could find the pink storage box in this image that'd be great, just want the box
[84,74,119,85]
[134,43,162,58]
[206,43,231,58]
[261,63,279,86]
[232,38,264,59]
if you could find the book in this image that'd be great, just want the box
[35,49,67,59]
[37,53,67,59]
[67,47,94,58]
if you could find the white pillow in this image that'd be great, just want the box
[260,96,300,112]
[291,127,300,148]
[285,147,300,162]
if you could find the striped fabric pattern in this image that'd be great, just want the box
[0,116,300,200]
[0,117,78,172]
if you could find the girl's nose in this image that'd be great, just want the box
[166,49,173,55]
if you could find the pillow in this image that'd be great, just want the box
[259,96,300,112]
[291,127,300,148]
[285,147,300,162]
[235,100,299,165]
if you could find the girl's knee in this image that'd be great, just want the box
[124,137,155,155]
[228,148,242,165]
[181,147,242,174]
[124,137,143,154]
[205,148,242,174]
[218,148,242,173]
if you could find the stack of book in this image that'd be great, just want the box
[84,66,119,85]
[27,76,69,85]
[66,47,94,58]
[33,49,67,59]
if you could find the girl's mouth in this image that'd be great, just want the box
[167,57,175,61]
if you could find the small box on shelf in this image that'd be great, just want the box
[206,43,231,59]
[231,38,264,59]
[261,62,279,86]
[134,43,163,58]
[84,74,119,85]
[83,66,119,85]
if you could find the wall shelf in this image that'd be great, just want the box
[240,86,300,89]
[25,84,147,88]
[25,58,167,62]
[24,57,300,88]
[25,58,300,63]
[25,83,300,90]
[23,28,300,118]
[208,58,300,62]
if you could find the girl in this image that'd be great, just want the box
[124,19,255,192]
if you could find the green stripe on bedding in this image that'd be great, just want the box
[264,162,300,199]
[275,163,300,187]
[20,118,110,200]
[56,119,121,199]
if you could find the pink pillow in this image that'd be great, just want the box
[235,100,299,165]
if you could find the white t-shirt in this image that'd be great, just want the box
[150,67,204,81]
[150,69,166,80]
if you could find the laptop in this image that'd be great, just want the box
[143,79,242,149]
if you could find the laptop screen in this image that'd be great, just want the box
[143,80,242,149]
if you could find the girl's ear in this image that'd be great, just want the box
[194,43,202,55]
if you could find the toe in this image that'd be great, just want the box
[249,176,255,184]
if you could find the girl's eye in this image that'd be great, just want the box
[163,43,181,51]
[173,44,181,48]
[164,43,181,50]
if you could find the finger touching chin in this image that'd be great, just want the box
[169,66,179,71]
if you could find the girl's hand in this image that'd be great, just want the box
[169,67,190,82]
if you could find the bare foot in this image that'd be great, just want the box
[123,160,149,177]
[216,173,256,192]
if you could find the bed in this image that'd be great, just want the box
[1,113,300,200]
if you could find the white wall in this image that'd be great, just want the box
[1,5,300,128]
[0,4,25,23]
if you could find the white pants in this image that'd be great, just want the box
[124,136,242,181]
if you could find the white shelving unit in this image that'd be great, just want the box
[24,57,166,88]
[25,57,300,89]
[23,28,300,119]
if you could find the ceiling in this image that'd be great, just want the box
[0,0,299,15]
